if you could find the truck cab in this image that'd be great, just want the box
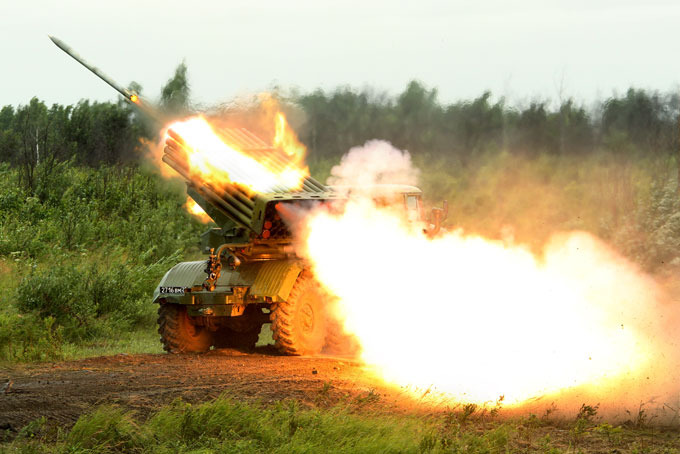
[327,184,445,233]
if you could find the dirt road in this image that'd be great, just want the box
[0,347,419,433]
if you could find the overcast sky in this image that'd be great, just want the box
[3,0,680,108]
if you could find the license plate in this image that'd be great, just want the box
[160,286,185,295]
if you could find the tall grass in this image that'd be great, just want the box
[4,396,680,453]
[1,397,506,453]
[0,164,204,362]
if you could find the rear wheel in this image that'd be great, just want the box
[270,272,327,355]
[157,303,212,353]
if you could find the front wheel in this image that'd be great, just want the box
[270,272,327,355]
[157,303,212,353]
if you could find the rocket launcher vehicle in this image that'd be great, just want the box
[50,36,444,356]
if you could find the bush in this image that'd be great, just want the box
[14,251,181,342]
[0,163,203,355]
[16,265,95,330]
[0,311,63,362]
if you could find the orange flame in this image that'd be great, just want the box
[151,110,675,410]
[298,197,664,406]
[184,196,211,224]
[165,114,308,195]
[273,112,309,190]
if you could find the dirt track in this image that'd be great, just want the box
[0,347,418,433]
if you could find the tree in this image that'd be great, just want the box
[602,89,665,152]
[14,98,49,191]
[553,99,592,154]
[393,80,442,153]
[444,92,505,156]
[0,105,18,163]
[160,61,191,116]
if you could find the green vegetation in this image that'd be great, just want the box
[1,74,680,451]
[1,76,680,364]
[2,397,679,453]
[0,164,202,362]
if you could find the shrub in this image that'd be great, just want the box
[14,252,180,342]
[16,264,95,333]
[0,311,63,362]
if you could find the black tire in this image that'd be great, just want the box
[270,272,327,355]
[157,303,212,353]
[214,325,261,350]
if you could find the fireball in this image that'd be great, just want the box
[299,197,656,405]
[166,115,308,194]
[183,196,211,224]
[155,110,670,409]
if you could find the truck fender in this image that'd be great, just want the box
[249,260,303,302]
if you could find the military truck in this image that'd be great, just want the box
[155,127,344,355]
[155,132,446,354]
[50,35,448,355]
[156,127,448,355]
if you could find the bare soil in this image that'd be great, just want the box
[0,347,412,433]
[3,349,680,452]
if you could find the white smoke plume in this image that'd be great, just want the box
[326,140,419,187]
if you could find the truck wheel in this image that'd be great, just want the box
[270,272,327,355]
[157,303,212,353]
[214,325,261,350]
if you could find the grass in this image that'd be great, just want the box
[60,326,163,360]
[2,396,679,453]
[64,323,273,359]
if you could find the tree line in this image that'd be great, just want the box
[1,63,679,194]
[296,83,680,163]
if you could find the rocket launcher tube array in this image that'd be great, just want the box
[165,130,255,209]
[162,143,254,225]
[164,125,327,197]
[164,137,258,216]
[161,153,253,228]
[165,128,292,195]
[162,125,333,233]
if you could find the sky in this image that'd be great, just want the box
[2,0,680,108]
